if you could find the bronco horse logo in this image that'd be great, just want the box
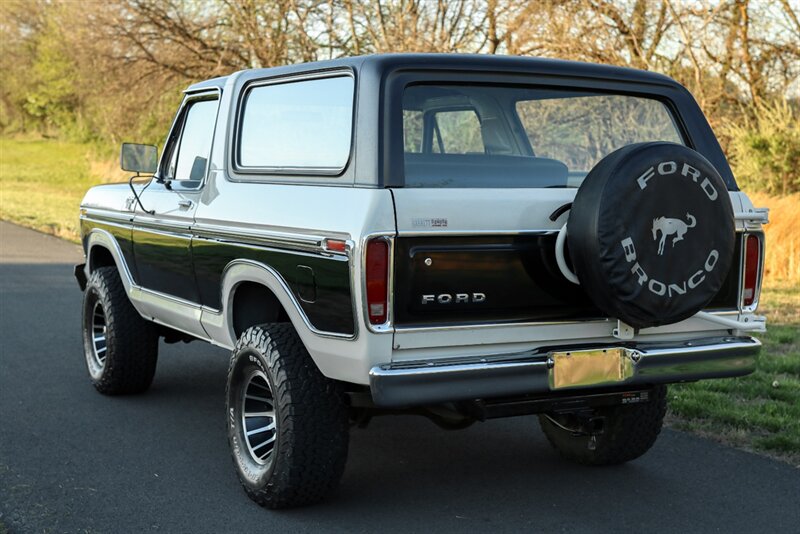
[652,213,696,256]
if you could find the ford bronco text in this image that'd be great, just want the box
[76,54,768,509]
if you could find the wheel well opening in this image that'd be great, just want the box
[89,245,116,272]
[231,282,290,339]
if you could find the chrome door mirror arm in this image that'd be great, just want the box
[128,172,154,215]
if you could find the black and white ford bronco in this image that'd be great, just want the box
[76,54,768,508]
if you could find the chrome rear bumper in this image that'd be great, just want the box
[369,336,760,408]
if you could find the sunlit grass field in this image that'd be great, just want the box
[0,138,122,241]
[1,137,798,464]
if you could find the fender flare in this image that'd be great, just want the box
[84,229,137,295]
[202,259,358,350]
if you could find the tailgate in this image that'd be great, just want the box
[390,188,741,329]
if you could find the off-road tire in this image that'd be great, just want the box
[81,266,159,394]
[538,385,667,465]
[226,324,349,509]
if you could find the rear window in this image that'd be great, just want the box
[238,75,354,172]
[402,85,684,188]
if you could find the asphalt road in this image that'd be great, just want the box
[1,221,798,533]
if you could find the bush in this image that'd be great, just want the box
[749,192,800,285]
[723,100,800,196]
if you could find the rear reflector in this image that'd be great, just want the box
[366,239,389,325]
[742,234,761,308]
[324,238,348,253]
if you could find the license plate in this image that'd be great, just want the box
[549,348,633,390]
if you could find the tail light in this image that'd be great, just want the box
[365,239,389,324]
[742,233,762,309]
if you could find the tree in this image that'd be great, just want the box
[2,0,798,173]
[724,99,800,195]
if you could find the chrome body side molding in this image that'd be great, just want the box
[132,218,193,238]
[194,224,324,254]
[81,208,133,225]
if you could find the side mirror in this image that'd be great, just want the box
[120,143,158,174]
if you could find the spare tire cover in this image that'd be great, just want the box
[568,142,735,329]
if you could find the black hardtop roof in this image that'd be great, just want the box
[185,53,681,93]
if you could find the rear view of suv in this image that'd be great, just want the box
[77,54,766,508]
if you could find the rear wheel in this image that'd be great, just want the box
[81,266,159,394]
[538,385,667,465]
[226,324,349,509]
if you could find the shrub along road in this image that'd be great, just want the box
[1,221,798,533]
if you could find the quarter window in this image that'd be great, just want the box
[238,75,354,171]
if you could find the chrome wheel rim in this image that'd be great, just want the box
[90,301,108,369]
[241,370,277,466]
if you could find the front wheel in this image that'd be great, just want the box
[81,266,158,394]
[226,324,349,509]
[538,385,667,465]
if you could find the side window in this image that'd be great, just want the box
[163,98,218,184]
[238,75,354,171]
[432,109,484,154]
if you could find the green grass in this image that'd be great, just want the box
[669,283,800,466]
[2,137,799,465]
[0,137,120,242]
